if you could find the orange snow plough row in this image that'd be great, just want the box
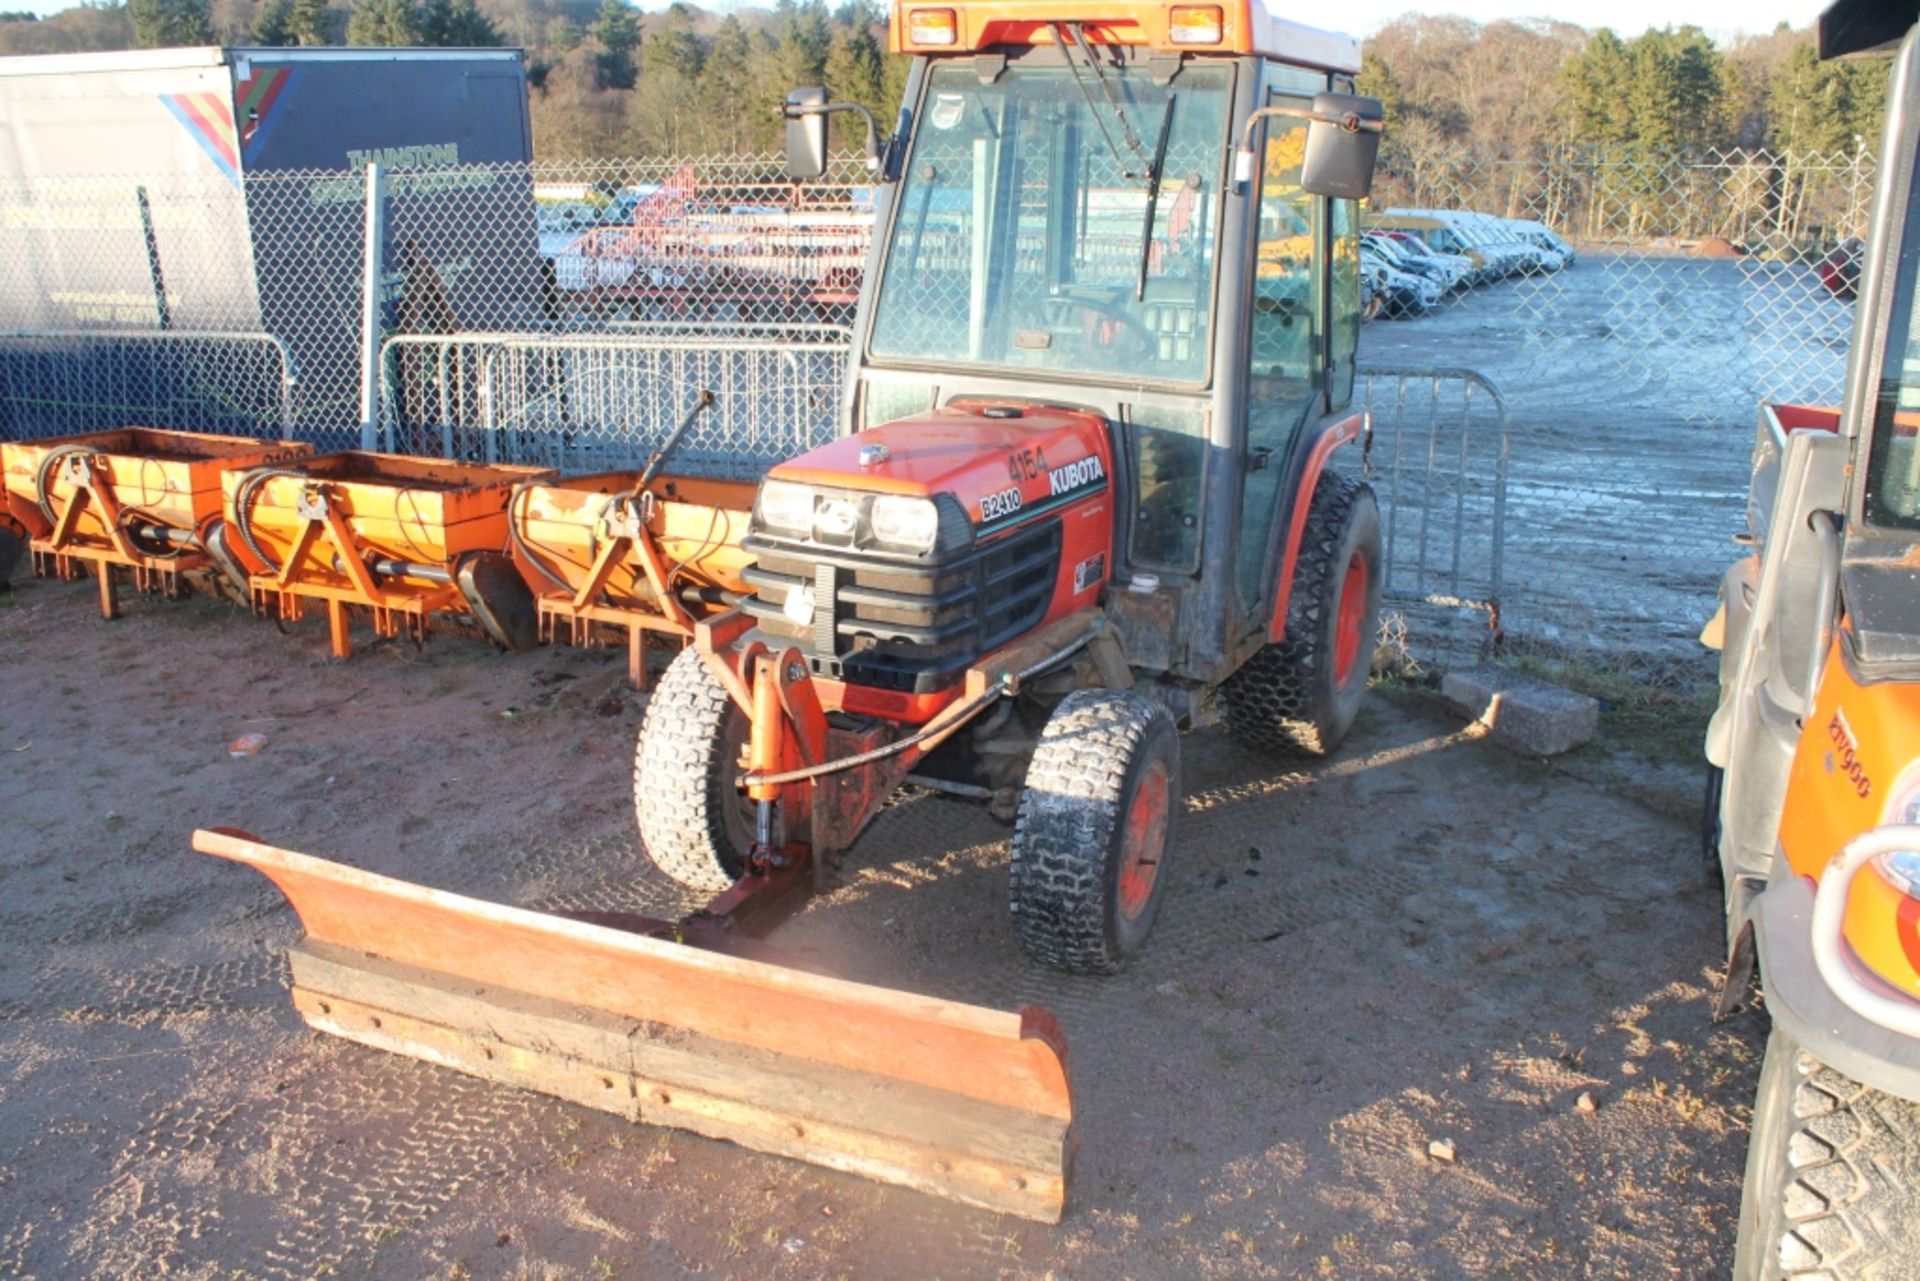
[0,427,755,684]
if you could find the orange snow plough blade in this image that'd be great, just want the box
[193,829,1074,1221]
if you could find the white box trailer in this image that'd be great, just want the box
[0,46,540,442]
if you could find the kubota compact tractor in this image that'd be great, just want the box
[199,0,1386,1220]
[635,0,1386,976]
[1703,2,1920,1273]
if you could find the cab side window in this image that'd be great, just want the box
[1236,92,1323,612]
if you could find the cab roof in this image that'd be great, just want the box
[1818,0,1915,59]
[889,0,1361,72]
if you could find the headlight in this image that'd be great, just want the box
[757,480,814,533]
[1878,768,1920,896]
[869,494,940,553]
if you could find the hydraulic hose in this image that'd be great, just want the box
[33,444,92,527]
[230,466,313,577]
[506,484,573,592]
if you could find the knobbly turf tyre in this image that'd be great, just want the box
[1009,689,1181,975]
[1222,470,1383,757]
[633,646,754,892]
[1734,1026,1920,1280]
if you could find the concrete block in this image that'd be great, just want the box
[1440,665,1599,757]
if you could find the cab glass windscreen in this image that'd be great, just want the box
[869,61,1231,386]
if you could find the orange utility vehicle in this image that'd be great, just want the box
[201,0,1386,1219]
[506,392,759,687]
[0,428,310,617]
[215,451,552,658]
[1704,3,1920,1274]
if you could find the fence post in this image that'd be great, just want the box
[358,162,387,452]
[134,185,171,331]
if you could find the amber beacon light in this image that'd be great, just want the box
[1168,5,1223,42]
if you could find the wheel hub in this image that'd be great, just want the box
[1333,550,1371,688]
[1118,760,1170,921]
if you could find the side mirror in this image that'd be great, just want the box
[1300,92,1383,200]
[784,87,829,181]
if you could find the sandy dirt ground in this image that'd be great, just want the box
[0,570,1763,1280]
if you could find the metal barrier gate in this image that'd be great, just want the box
[1356,365,1510,672]
[379,327,850,478]
[0,330,296,444]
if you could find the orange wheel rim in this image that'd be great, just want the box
[1118,760,1170,921]
[1333,551,1370,688]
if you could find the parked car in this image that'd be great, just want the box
[1360,241,1441,317]
[1818,236,1864,299]
[1369,229,1477,288]
[1365,229,1470,294]
[1503,217,1577,267]
[1452,211,1547,274]
[1365,212,1499,284]
[1360,258,1387,321]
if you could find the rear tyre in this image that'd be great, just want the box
[1222,471,1382,756]
[634,646,754,892]
[1010,689,1180,975]
[1734,1027,1920,1280]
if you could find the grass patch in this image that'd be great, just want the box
[1507,649,1715,766]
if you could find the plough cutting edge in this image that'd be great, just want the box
[192,827,1075,1221]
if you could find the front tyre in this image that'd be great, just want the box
[1223,471,1382,756]
[1734,1027,1920,1279]
[633,646,754,892]
[1010,689,1180,975]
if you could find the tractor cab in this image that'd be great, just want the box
[773,0,1381,691]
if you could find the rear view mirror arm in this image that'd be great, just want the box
[1231,103,1383,189]
[778,99,888,175]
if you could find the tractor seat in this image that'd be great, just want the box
[1139,277,1204,367]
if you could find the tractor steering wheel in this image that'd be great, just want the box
[1041,295,1161,364]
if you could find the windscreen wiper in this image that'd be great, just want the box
[1054,22,1151,181]
[1134,95,1176,300]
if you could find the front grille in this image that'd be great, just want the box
[741,519,1063,693]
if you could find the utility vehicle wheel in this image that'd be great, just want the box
[1009,689,1180,975]
[634,646,754,892]
[1222,471,1382,756]
[1734,1027,1920,1280]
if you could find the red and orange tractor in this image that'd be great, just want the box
[1705,4,1920,1274]
[201,0,1387,1219]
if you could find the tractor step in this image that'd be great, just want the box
[193,829,1074,1221]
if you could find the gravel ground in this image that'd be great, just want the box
[0,572,1763,1279]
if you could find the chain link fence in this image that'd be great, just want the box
[0,147,1873,687]
[1359,145,1871,686]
